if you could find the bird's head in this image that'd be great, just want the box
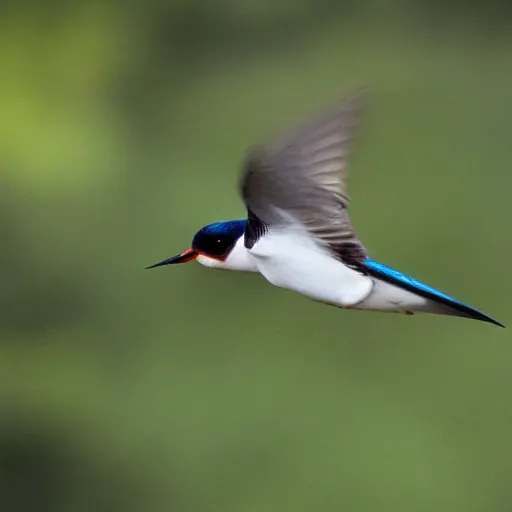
[145,219,251,271]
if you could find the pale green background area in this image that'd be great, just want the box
[1,2,511,511]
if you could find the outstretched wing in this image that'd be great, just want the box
[239,90,367,268]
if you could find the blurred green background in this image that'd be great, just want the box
[1,1,511,511]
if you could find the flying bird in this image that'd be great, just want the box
[146,92,503,327]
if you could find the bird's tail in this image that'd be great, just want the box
[353,259,504,327]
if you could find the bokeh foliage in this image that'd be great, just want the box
[1,2,511,511]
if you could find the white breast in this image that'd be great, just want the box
[247,230,373,308]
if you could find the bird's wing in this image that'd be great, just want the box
[239,90,367,268]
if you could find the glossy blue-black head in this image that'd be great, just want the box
[145,220,246,269]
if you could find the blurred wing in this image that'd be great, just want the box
[240,90,367,268]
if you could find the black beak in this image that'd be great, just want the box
[145,249,198,269]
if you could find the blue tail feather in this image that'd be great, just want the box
[363,259,504,327]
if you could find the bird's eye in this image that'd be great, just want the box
[217,239,221,243]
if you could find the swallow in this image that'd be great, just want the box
[147,91,503,327]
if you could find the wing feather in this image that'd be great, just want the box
[240,90,367,268]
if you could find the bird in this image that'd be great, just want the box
[146,91,503,328]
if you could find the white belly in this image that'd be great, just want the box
[248,231,373,307]
[354,278,429,312]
